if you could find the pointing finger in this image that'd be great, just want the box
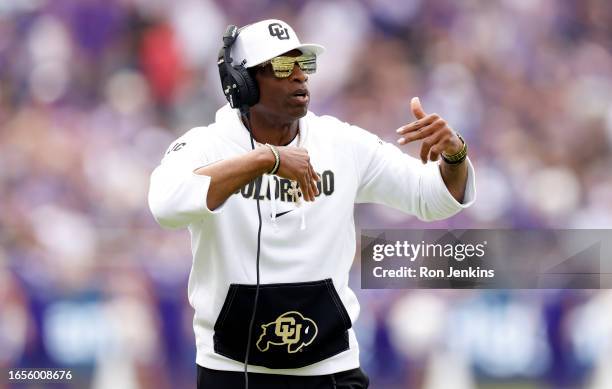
[411,97,427,120]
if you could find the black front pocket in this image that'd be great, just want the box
[213,279,352,369]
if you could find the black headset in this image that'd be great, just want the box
[217,25,260,114]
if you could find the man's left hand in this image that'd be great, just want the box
[396,97,463,164]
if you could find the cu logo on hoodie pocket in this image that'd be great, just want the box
[256,311,318,353]
[213,279,351,369]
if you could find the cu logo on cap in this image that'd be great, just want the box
[268,23,290,40]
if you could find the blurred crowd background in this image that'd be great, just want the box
[1,0,612,388]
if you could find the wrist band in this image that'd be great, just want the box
[441,133,468,165]
[265,144,280,175]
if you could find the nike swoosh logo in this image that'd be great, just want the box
[271,210,293,218]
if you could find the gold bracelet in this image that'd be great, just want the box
[441,134,467,164]
[265,144,280,174]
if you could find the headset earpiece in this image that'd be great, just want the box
[218,24,260,113]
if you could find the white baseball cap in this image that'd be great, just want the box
[230,19,325,68]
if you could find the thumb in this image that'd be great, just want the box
[411,97,426,119]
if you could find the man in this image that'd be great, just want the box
[148,19,475,388]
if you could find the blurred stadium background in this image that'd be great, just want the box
[1,0,612,388]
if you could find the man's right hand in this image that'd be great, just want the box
[194,145,320,211]
[274,146,320,202]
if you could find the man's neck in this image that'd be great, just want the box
[243,111,299,146]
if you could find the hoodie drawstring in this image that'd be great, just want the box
[287,180,307,231]
[267,174,279,232]
[271,178,307,231]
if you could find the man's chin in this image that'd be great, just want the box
[288,105,308,119]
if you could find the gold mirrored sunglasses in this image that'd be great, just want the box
[259,54,317,78]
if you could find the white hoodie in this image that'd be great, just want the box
[148,104,476,375]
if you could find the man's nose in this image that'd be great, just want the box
[289,63,308,83]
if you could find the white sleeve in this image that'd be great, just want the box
[352,125,476,221]
[148,128,222,229]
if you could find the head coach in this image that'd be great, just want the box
[148,19,476,389]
